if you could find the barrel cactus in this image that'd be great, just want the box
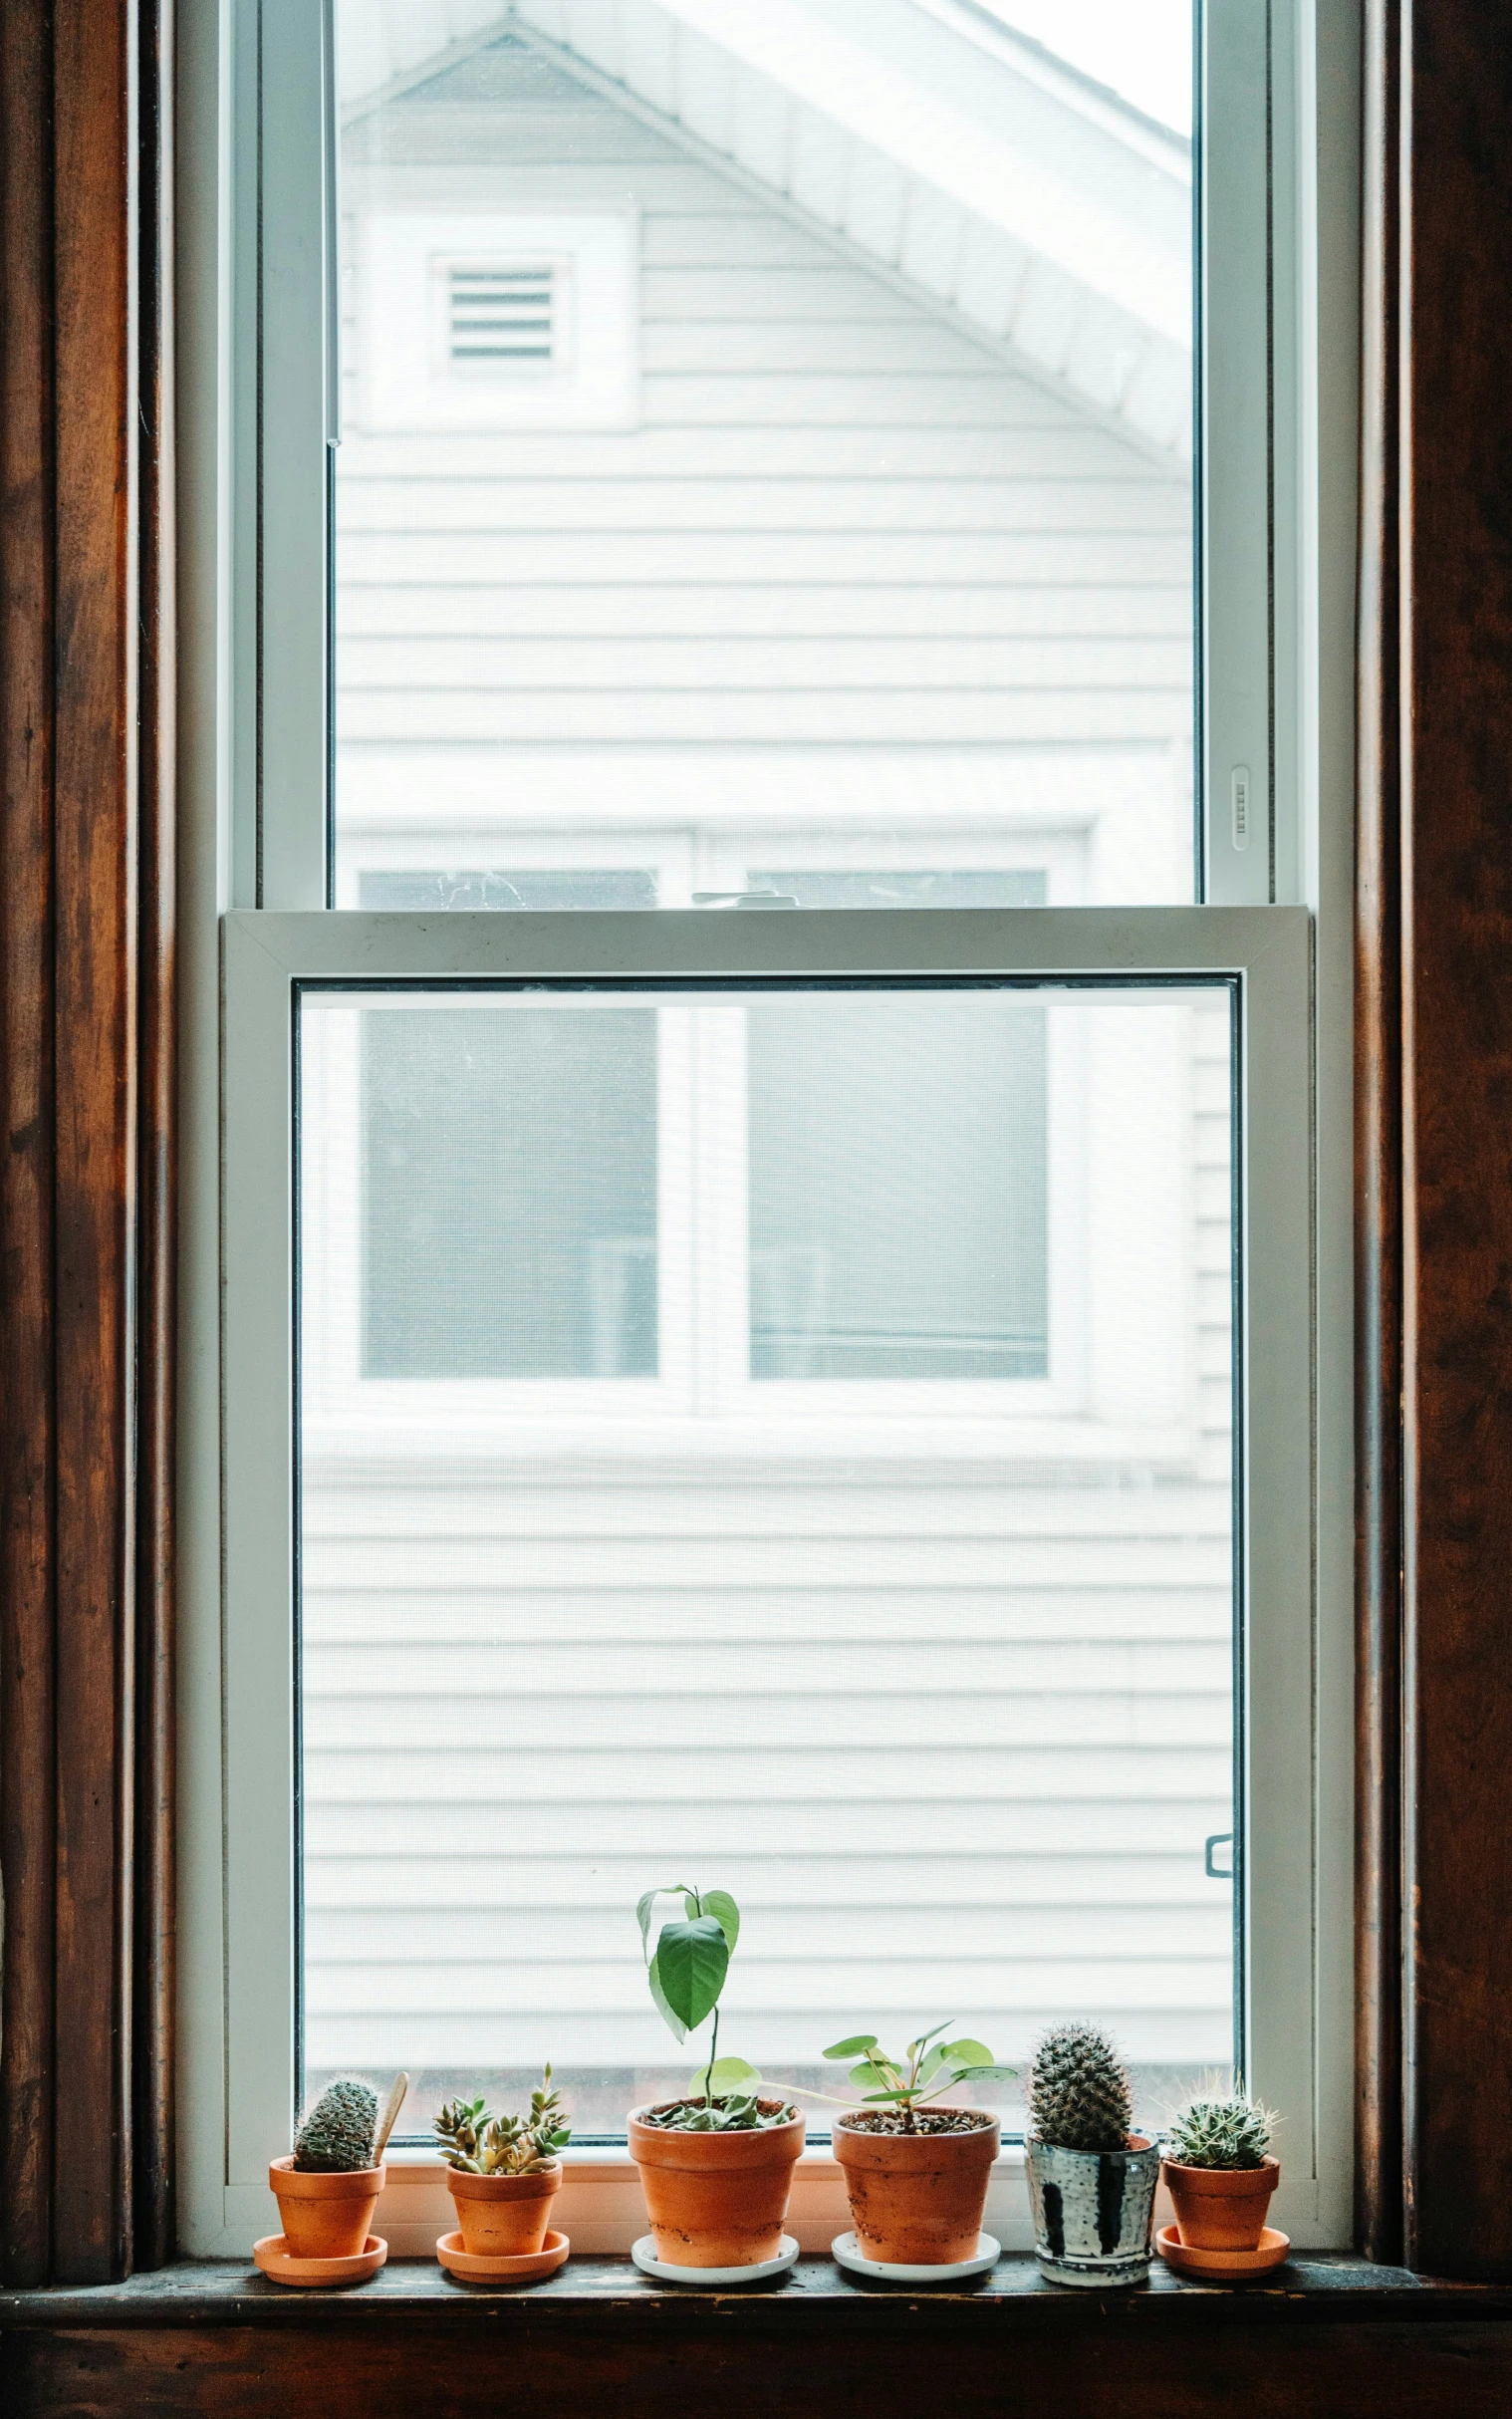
[1027,2023,1133,2153]
[292,2077,378,2172]
[1165,2091,1277,2170]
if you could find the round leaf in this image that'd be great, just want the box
[824,2034,879,2060]
[689,2055,762,2098]
[654,1915,730,2032]
[943,2039,994,2068]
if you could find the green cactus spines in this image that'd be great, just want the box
[292,2077,378,2172]
[1027,2023,1133,2154]
[1165,2093,1277,2170]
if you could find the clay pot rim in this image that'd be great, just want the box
[269,2155,384,2196]
[630,2096,800,2129]
[444,2161,563,2199]
[1160,2153,1280,2189]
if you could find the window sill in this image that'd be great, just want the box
[6,2258,1507,2419]
[0,2250,1469,2327]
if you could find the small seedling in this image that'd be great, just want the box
[636,1883,794,2126]
[821,2024,1015,2134]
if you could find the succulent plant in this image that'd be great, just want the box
[433,2068,573,2175]
[642,2093,795,2133]
[1165,2092,1277,2170]
[292,2076,378,2173]
[1027,2023,1133,2154]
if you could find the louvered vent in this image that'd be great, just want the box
[447,263,557,372]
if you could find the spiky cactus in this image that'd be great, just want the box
[1027,2024,1133,2154]
[434,2069,573,2176]
[293,2077,378,2172]
[1166,2092,1277,2170]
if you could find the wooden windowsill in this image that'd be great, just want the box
[0,2250,1499,2328]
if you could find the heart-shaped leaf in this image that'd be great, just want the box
[637,1886,695,1962]
[654,1915,730,2033]
[647,1949,687,2042]
[823,2034,879,2061]
[700,1890,741,1953]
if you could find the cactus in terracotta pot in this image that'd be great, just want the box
[1162,2090,1281,2252]
[270,2076,386,2262]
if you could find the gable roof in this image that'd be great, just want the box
[340,0,1191,459]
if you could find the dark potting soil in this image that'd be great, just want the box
[839,2108,996,2137]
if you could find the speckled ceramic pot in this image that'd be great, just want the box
[1025,2136,1160,2287]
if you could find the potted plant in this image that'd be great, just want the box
[433,2068,573,2257]
[269,2077,386,2262]
[1024,2024,1160,2287]
[1161,2090,1280,2250]
[628,1883,804,2269]
[822,2025,1014,2266]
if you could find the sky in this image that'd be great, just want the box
[973,0,1193,134]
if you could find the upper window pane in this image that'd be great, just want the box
[334,1,1194,909]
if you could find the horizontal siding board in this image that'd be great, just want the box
[302,1535,1231,1590]
[336,530,1192,584]
[336,691,1190,742]
[336,481,1188,535]
[336,637,1191,690]
[335,582,1190,637]
[305,1903,1225,1960]
[337,428,1173,480]
[304,1642,1232,1693]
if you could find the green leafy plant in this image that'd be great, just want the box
[821,2024,1016,2133]
[432,2068,573,2175]
[293,2077,378,2173]
[1165,2091,1277,2171]
[636,1883,795,2126]
[1027,2023,1133,2154]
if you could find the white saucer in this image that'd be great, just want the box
[832,2230,1001,2284]
[630,2234,800,2286]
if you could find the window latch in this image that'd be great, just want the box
[1204,1831,1234,1880]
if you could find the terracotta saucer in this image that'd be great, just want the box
[1156,2224,1290,2282]
[436,2228,570,2284]
[252,2234,386,2287]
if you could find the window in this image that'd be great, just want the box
[191,0,1351,2261]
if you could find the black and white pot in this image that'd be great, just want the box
[1025,2136,1160,2287]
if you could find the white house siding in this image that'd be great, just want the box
[304,36,1227,2127]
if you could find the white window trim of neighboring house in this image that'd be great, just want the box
[173,0,1360,2261]
[299,980,1209,1457]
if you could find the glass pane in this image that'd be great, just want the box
[298,979,1236,2139]
[334,3,1195,909]
[748,995,1047,1380]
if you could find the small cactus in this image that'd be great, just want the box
[1028,2024,1133,2154]
[292,2077,378,2172]
[1165,2092,1277,2170]
[434,2068,573,2176]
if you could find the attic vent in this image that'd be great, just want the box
[447,263,558,372]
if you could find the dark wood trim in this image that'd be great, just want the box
[1357,1,1512,2280]
[1354,0,1404,2272]
[0,0,174,2287]
[3,2260,1512,2419]
[0,0,60,2301]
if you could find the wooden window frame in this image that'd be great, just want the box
[5,0,1512,2293]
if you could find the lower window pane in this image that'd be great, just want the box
[298,979,1236,2138]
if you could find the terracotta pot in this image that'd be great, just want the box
[833,2113,999,2266]
[268,2157,384,2261]
[628,2101,805,2268]
[445,2163,563,2259]
[1162,2154,1280,2252]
